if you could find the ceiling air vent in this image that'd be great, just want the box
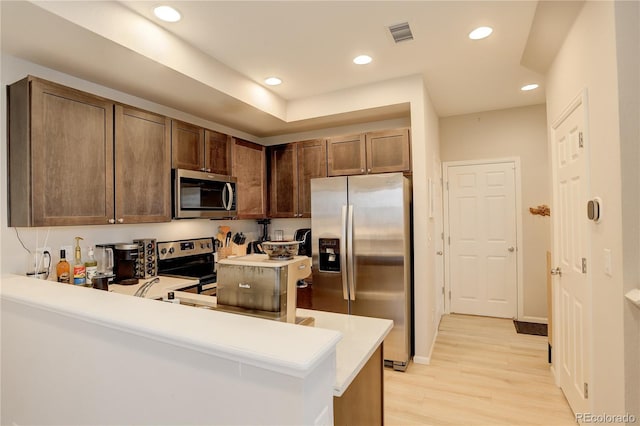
[388,22,414,43]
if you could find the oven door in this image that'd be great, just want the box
[173,169,237,219]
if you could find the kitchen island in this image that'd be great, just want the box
[1,274,392,425]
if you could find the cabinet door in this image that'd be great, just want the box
[29,79,114,226]
[115,105,171,223]
[171,120,204,170]
[297,139,327,218]
[327,134,366,176]
[365,128,411,174]
[232,138,267,219]
[269,144,298,218]
[204,129,232,175]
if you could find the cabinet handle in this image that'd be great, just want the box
[360,168,365,173]
[117,218,124,224]
[367,168,371,173]
[206,168,212,172]
[108,219,115,224]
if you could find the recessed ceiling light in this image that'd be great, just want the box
[521,83,540,91]
[353,55,372,65]
[469,26,493,40]
[154,6,181,23]
[264,77,282,86]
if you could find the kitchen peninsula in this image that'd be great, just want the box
[1,274,392,425]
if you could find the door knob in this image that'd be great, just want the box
[436,251,443,256]
[550,267,562,276]
[508,246,515,252]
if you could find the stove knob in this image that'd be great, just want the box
[147,243,154,249]
[200,243,205,249]
[160,248,167,255]
[207,243,212,249]
[169,247,175,254]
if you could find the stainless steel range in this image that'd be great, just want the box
[157,237,216,294]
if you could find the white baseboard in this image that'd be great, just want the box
[518,315,548,324]
[413,315,442,365]
[413,355,430,365]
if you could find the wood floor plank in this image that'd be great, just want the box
[385,314,576,425]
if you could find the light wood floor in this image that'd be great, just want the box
[384,314,577,425]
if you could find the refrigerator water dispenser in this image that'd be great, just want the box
[319,238,341,272]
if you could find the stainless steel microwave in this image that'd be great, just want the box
[173,169,237,219]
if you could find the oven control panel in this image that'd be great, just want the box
[157,238,214,260]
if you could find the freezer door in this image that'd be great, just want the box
[348,173,412,367]
[311,176,349,314]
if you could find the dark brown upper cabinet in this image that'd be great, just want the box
[7,76,171,227]
[115,105,172,224]
[327,128,411,176]
[232,138,267,219]
[171,121,233,175]
[8,77,115,226]
[205,129,233,176]
[171,120,205,170]
[327,133,366,176]
[365,128,411,174]
[269,139,327,218]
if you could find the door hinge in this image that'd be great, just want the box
[584,382,589,399]
[442,287,445,295]
[582,258,587,274]
[441,232,444,240]
[579,132,584,148]
[446,181,449,190]
[448,236,451,245]
[448,290,451,300]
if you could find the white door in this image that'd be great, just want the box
[551,92,590,414]
[446,161,518,318]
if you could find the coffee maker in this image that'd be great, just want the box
[294,228,312,257]
[113,243,139,285]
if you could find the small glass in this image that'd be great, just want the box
[273,230,284,241]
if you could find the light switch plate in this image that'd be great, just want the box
[604,248,612,277]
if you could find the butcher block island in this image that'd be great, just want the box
[1,274,391,426]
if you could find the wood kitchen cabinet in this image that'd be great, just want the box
[327,128,411,176]
[269,139,327,218]
[327,133,366,176]
[115,105,171,223]
[232,138,267,219]
[8,76,115,226]
[171,120,204,170]
[205,129,233,175]
[172,121,233,175]
[7,76,172,226]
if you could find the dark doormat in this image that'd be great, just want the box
[513,320,548,336]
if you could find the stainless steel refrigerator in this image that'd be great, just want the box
[311,173,412,371]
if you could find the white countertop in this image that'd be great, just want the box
[109,275,199,299]
[298,308,393,396]
[1,274,341,379]
[156,291,393,396]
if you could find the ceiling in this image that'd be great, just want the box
[1,1,578,139]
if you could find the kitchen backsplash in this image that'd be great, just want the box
[5,218,311,279]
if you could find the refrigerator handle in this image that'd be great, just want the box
[347,204,356,301]
[340,205,349,301]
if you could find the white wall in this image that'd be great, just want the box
[546,0,625,414]
[440,104,550,321]
[615,0,640,420]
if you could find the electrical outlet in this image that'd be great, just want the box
[36,246,52,256]
[61,245,73,259]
